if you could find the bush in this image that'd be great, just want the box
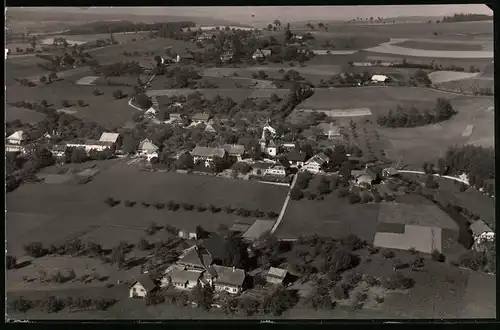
[343,271,362,287]
[374,295,385,304]
[7,255,17,269]
[329,249,360,273]
[431,249,445,262]
[142,201,150,208]
[104,197,120,207]
[24,242,47,258]
[267,211,279,219]
[182,203,195,211]
[382,250,395,259]
[364,275,380,286]
[289,187,303,200]
[124,200,136,207]
[382,272,414,290]
[196,205,207,212]
[341,234,365,251]
[458,251,487,271]
[223,206,235,214]
[348,193,361,204]
[209,204,221,213]
[368,246,379,255]
[10,296,34,312]
[333,282,350,299]
[138,237,151,250]
[154,202,165,210]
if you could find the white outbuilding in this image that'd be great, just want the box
[371,74,389,83]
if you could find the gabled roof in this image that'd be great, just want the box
[470,220,493,237]
[130,275,157,292]
[204,123,217,133]
[230,223,252,233]
[166,268,203,284]
[209,265,245,287]
[138,139,159,151]
[222,144,245,156]
[178,247,210,269]
[192,113,211,121]
[85,139,114,147]
[306,153,330,166]
[253,49,271,57]
[251,161,273,170]
[267,267,288,280]
[170,113,184,119]
[7,130,26,141]
[192,146,226,158]
[202,233,226,261]
[286,150,308,162]
[242,220,275,241]
[99,132,120,143]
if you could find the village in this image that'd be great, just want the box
[6,6,495,319]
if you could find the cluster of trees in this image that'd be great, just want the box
[235,285,300,316]
[92,61,144,77]
[6,146,55,192]
[9,296,117,314]
[377,98,457,128]
[65,20,195,35]
[409,70,432,87]
[105,196,280,220]
[154,66,202,89]
[318,71,373,88]
[441,145,494,193]
[442,13,493,23]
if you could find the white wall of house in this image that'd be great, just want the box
[266,147,277,157]
[214,284,240,295]
[178,231,197,240]
[6,138,22,145]
[264,168,286,177]
[129,283,148,298]
[5,145,25,153]
[303,162,321,174]
[85,145,111,153]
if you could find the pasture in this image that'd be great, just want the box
[434,77,494,96]
[394,40,484,51]
[6,104,47,123]
[152,88,288,102]
[295,86,452,115]
[6,79,137,128]
[6,160,287,257]
[275,194,380,242]
[365,43,493,59]
[428,71,481,84]
[379,96,494,166]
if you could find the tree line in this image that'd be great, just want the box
[377,98,457,128]
[64,20,195,35]
[442,13,493,23]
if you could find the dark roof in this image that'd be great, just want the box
[85,139,114,147]
[222,144,245,156]
[192,146,226,158]
[130,275,157,292]
[192,113,211,121]
[178,247,207,269]
[252,161,273,169]
[209,265,245,287]
[286,150,308,162]
[230,223,252,233]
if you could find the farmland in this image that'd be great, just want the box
[393,40,484,51]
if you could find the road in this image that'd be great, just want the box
[270,173,298,235]
[397,170,470,185]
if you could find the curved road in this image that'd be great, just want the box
[397,170,470,185]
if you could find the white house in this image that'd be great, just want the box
[264,165,287,177]
[129,275,158,298]
[470,220,495,251]
[204,265,246,295]
[191,113,211,125]
[51,144,68,158]
[138,139,159,160]
[162,266,203,290]
[252,49,272,60]
[144,107,157,118]
[5,130,28,153]
[192,146,226,166]
[371,74,389,83]
[178,230,198,240]
[303,153,330,174]
[84,140,114,153]
[266,267,289,285]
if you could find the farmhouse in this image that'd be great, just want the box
[351,169,377,187]
[251,161,274,176]
[162,266,203,290]
[177,245,212,270]
[204,265,246,294]
[303,153,330,174]
[266,267,289,285]
[138,139,159,160]
[192,146,226,165]
[222,144,246,161]
[192,112,212,125]
[50,144,68,158]
[99,132,121,147]
[129,275,158,298]
[169,113,185,124]
[220,51,234,62]
[204,123,218,134]
[470,220,494,251]
[242,220,275,243]
[371,74,389,83]
[252,49,272,60]
[5,130,28,153]
[84,140,114,153]
[264,165,287,177]
[285,150,308,168]
[374,202,471,254]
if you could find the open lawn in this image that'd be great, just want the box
[365,42,492,59]
[152,88,288,103]
[47,31,150,44]
[379,96,494,165]
[6,104,47,123]
[459,271,496,318]
[275,194,380,242]
[394,40,484,51]
[435,77,494,96]
[428,71,481,84]
[295,86,453,115]
[6,80,137,128]
[6,56,52,85]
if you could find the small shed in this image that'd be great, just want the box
[371,74,389,83]
[265,267,289,285]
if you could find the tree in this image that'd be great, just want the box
[121,134,140,154]
[93,88,102,96]
[329,249,360,273]
[48,72,58,81]
[111,242,127,269]
[289,187,303,200]
[113,89,124,99]
[69,147,88,163]
[191,284,214,311]
[223,233,250,269]
[135,94,152,110]
[196,225,210,239]
[7,255,17,269]
[61,100,70,108]
[176,152,194,170]
[77,100,86,107]
[40,76,47,84]
[382,272,414,290]
[24,242,46,258]
[10,296,34,313]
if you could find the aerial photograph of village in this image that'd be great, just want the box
[5,4,495,320]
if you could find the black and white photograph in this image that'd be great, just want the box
[5,4,495,320]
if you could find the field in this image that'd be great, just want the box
[394,40,484,51]
[6,104,47,123]
[6,160,287,257]
[294,86,451,115]
[152,88,288,103]
[379,95,494,165]
[6,79,137,128]
[44,31,151,44]
[428,71,481,84]
[365,43,493,59]
[275,193,380,242]
[434,77,494,96]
